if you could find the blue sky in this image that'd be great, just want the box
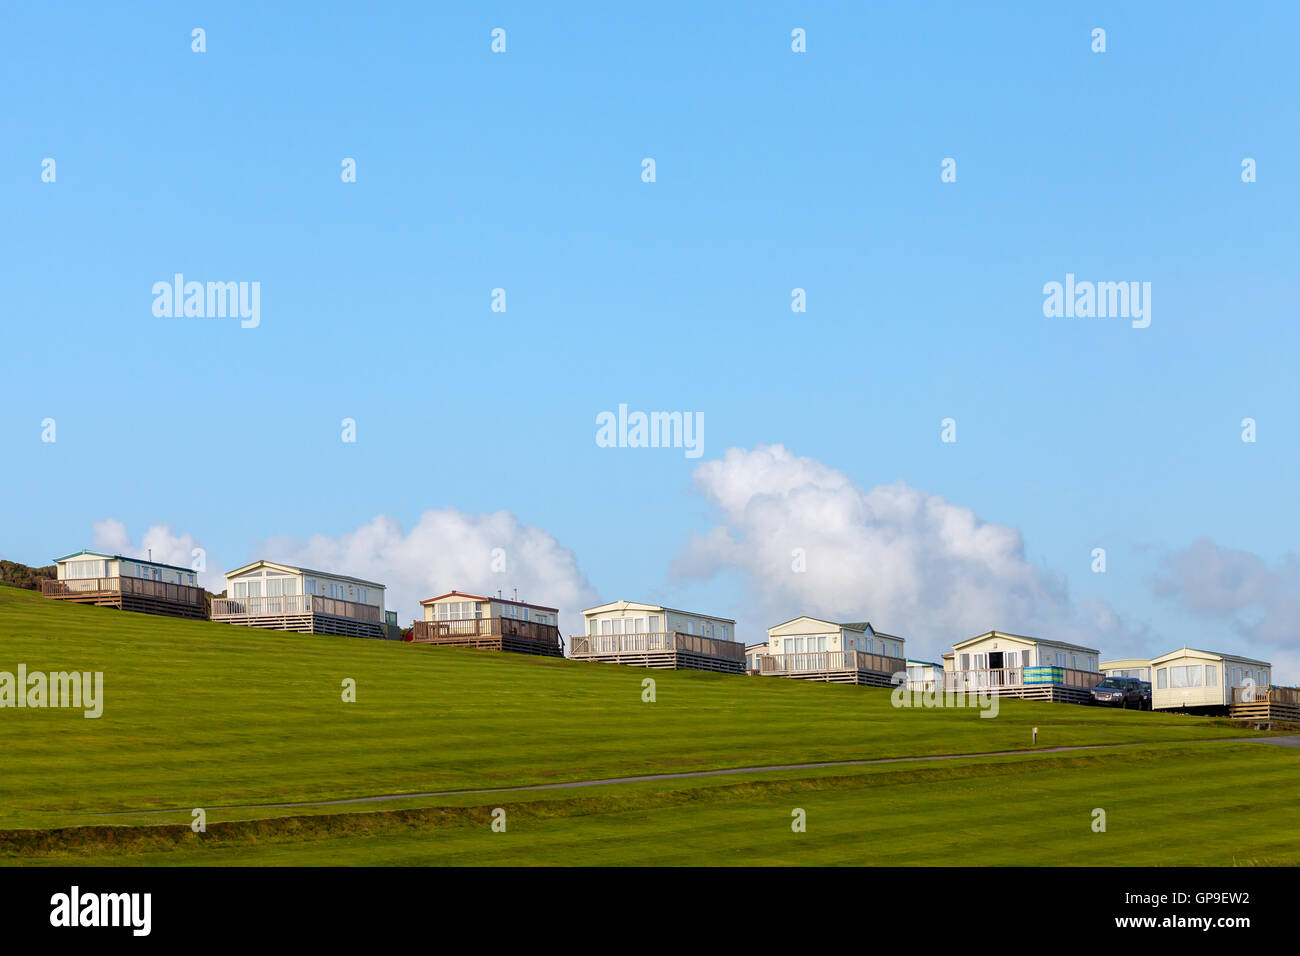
[2,3,1297,675]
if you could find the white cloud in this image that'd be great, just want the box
[1153,538,1300,653]
[87,512,596,638]
[671,444,1130,661]
[92,519,226,590]
[251,510,599,634]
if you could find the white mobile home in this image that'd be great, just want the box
[210,560,386,639]
[755,616,906,686]
[1148,647,1270,711]
[569,600,745,674]
[1103,647,1285,715]
[1149,648,1298,722]
[944,630,1103,703]
[42,550,206,620]
[410,590,563,657]
[906,659,944,691]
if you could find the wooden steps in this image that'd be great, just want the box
[773,668,895,687]
[985,684,1094,705]
[572,649,746,675]
[214,611,383,640]
[1230,700,1300,722]
[44,588,207,621]
[411,634,564,658]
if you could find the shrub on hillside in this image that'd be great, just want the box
[0,560,57,591]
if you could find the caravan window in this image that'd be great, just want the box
[1169,666,1203,688]
[66,559,107,579]
[448,601,474,620]
[1204,665,1217,686]
[1157,668,1167,689]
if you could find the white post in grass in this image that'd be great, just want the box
[1032,727,1038,746]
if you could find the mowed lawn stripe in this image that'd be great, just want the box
[6,744,1297,866]
[0,584,1265,828]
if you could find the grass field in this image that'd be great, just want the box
[1,583,1295,865]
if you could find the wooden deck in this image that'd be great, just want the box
[1229,685,1300,724]
[570,632,746,675]
[758,650,906,687]
[210,594,383,639]
[943,666,1103,704]
[41,576,207,620]
[409,618,564,658]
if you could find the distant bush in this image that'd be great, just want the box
[0,560,56,591]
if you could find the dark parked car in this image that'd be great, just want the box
[1090,676,1145,709]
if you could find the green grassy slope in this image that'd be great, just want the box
[8,743,1298,866]
[0,583,1259,836]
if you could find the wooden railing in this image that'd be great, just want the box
[1233,685,1300,706]
[946,667,1023,690]
[411,617,561,645]
[570,631,745,662]
[211,594,381,623]
[944,667,1103,691]
[43,576,205,607]
[759,650,906,677]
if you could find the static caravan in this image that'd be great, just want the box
[756,617,905,687]
[1147,648,1267,710]
[945,630,1103,703]
[570,600,745,674]
[42,550,206,620]
[1100,658,1153,683]
[210,560,386,639]
[410,590,563,657]
[906,659,944,691]
[1146,648,1298,722]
